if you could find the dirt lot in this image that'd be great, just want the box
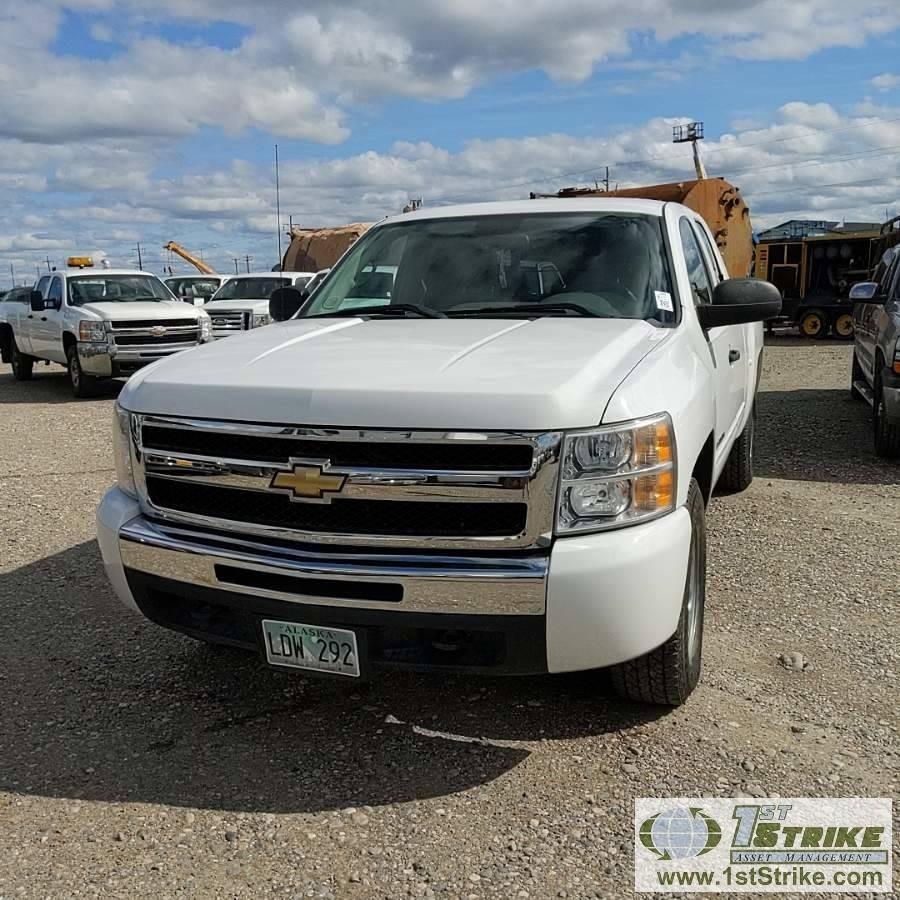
[0,340,897,899]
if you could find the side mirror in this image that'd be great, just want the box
[848,282,881,303]
[30,291,45,312]
[696,278,782,329]
[269,287,307,322]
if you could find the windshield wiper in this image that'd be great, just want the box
[307,304,446,319]
[447,302,597,318]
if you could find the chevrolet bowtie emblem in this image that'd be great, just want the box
[269,463,347,502]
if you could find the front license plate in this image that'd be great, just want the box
[262,619,360,677]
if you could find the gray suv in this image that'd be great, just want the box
[850,249,900,457]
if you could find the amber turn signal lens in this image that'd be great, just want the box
[633,422,673,467]
[632,470,675,512]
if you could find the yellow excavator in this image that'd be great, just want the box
[163,241,218,275]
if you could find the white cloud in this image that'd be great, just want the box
[871,73,900,92]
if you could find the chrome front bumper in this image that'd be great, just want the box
[78,341,202,376]
[117,515,548,616]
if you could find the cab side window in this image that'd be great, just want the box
[885,256,900,300]
[36,276,50,298]
[679,218,713,306]
[692,220,725,282]
[48,277,63,307]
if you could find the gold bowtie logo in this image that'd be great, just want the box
[270,464,347,501]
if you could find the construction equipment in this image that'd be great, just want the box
[755,227,883,339]
[281,224,372,273]
[531,177,753,278]
[164,242,218,276]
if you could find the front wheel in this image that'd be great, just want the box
[10,340,34,381]
[609,479,706,706]
[66,343,99,398]
[874,372,900,458]
[799,309,828,339]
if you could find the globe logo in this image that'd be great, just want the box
[639,807,722,860]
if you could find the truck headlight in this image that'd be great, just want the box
[79,320,107,342]
[112,404,137,498]
[251,312,271,328]
[198,311,212,342]
[557,413,676,534]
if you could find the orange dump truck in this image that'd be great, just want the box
[532,177,753,278]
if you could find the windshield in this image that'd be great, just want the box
[165,277,221,301]
[211,278,291,301]
[68,274,174,306]
[300,213,675,321]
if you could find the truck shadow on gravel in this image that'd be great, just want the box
[0,540,666,814]
[0,369,123,403]
[754,388,899,485]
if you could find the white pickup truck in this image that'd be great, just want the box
[0,260,212,397]
[97,199,780,705]
[204,272,314,338]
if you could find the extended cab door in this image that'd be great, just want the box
[30,275,67,363]
[678,217,749,456]
[18,275,51,354]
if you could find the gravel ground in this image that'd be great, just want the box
[0,340,897,899]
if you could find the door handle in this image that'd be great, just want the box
[40,316,48,321]
[27,314,34,319]
[728,349,741,364]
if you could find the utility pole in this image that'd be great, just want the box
[135,242,144,269]
[244,255,253,273]
[603,166,610,192]
[45,256,52,272]
[232,258,240,275]
[10,263,15,287]
[673,122,707,180]
[274,144,283,269]
[35,265,41,280]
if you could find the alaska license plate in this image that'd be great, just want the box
[262,619,360,677]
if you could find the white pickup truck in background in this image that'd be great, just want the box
[0,259,212,397]
[98,199,780,705]
[204,272,314,338]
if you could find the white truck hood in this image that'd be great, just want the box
[78,300,200,322]
[120,317,669,430]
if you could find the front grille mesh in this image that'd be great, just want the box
[110,319,197,329]
[116,332,198,346]
[140,426,535,472]
[146,477,528,538]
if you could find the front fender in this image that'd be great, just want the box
[602,329,715,509]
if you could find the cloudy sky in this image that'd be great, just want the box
[3,0,900,283]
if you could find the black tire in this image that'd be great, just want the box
[66,343,98,398]
[609,479,706,706]
[10,338,34,381]
[874,371,900,458]
[850,352,866,402]
[832,312,854,340]
[799,309,828,339]
[716,404,755,493]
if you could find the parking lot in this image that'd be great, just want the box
[0,340,897,899]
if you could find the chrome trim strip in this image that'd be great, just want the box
[131,416,562,551]
[119,516,548,615]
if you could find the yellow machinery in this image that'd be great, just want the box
[755,228,881,339]
[163,242,218,276]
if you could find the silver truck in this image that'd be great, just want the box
[850,250,900,457]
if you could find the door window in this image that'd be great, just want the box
[692,220,725,282]
[48,277,63,307]
[679,219,714,305]
[36,276,50,298]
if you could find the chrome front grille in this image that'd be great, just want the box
[132,416,562,550]
[109,320,201,353]
[209,310,249,332]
